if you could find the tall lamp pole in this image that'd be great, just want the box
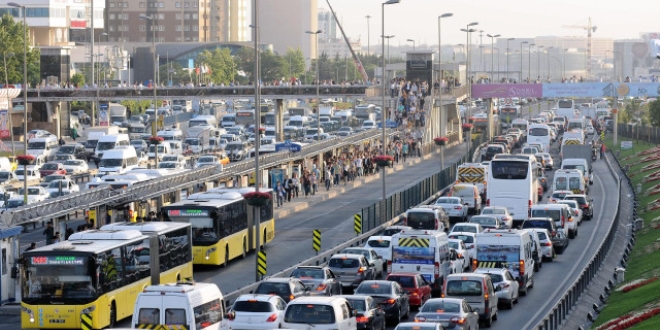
[8,2,28,203]
[406,39,415,51]
[547,46,554,81]
[140,14,158,167]
[383,35,394,64]
[306,30,322,141]
[250,0,263,282]
[365,15,371,54]
[381,0,399,201]
[506,37,515,83]
[487,34,500,82]
[528,43,534,82]
[537,45,543,82]
[2,51,15,156]
[438,13,453,91]
[520,41,528,83]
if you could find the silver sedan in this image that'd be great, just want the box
[434,197,468,222]
[289,266,341,296]
[414,298,479,330]
[475,268,520,309]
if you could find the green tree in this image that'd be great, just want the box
[649,99,660,127]
[70,73,85,88]
[196,48,236,85]
[159,61,192,86]
[283,47,306,79]
[0,14,40,86]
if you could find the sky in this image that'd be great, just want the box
[316,0,660,47]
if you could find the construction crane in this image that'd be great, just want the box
[562,17,597,78]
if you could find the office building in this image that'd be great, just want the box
[258,0,318,59]
[317,8,336,42]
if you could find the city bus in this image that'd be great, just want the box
[527,123,552,153]
[487,154,540,228]
[500,105,520,129]
[162,187,275,266]
[20,225,193,329]
[235,109,256,127]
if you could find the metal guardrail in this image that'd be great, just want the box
[532,151,623,329]
[2,129,395,227]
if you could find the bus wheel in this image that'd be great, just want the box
[242,239,247,259]
[223,246,229,268]
[109,302,117,328]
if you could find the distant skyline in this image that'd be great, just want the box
[311,0,660,49]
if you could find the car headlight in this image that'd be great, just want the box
[81,306,96,314]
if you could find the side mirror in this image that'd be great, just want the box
[495,285,502,292]
[377,255,383,259]
[369,263,375,268]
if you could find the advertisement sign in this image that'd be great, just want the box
[392,247,434,265]
[471,84,543,98]
[270,169,284,189]
[99,103,109,126]
[621,141,633,150]
[0,110,9,138]
[275,140,302,152]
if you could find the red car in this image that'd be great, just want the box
[385,272,432,308]
[39,162,67,177]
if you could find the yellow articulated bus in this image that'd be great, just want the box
[20,223,193,329]
[162,187,275,266]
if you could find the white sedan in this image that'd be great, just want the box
[448,238,470,272]
[17,186,50,203]
[63,159,89,174]
[161,154,187,168]
[557,200,583,226]
[45,179,80,195]
[228,294,287,330]
[433,197,468,222]
[15,168,40,182]
[364,236,393,265]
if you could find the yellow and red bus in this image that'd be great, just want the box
[21,222,193,329]
[162,187,275,266]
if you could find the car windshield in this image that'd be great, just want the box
[58,146,75,153]
[367,240,390,248]
[290,268,324,279]
[6,200,24,208]
[158,162,177,169]
[63,160,82,166]
[0,172,10,179]
[131,141,144,146]
[522,220,553,230]
[487,273,504,282]
[19,188,41,195]
[42,164,58,170]
[27,141,45,149]
[198,157,215,163]
[452,225,477,233]
[436,198,459,204]
[99,159,123,167]
[344,298,366,312]
[342,249,369,259]
[483,208,505,215]
[226,144,242,151]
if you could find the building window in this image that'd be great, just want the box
[176,25,182,32]
[109,2,115,8]
[192,13,198,19]
[158,37,165,42]
[109,26,115,31]
[159,25,165,31]
[184,25,190,31]
[176,37,182,42]
[193,1,198,7]
[140,2,146,7]
[140,25,146,32]
[122,2,129,7]
[159,2,164,8]
[109,13,115,20]
[158,14,164,19]
[175,13,181,20]
[176,2,181,8]
[184,2,190,8]
[140,37,146,42]
[26,8,49,17]
[120,13,128,20]
[192,26,198,31]
[184,14,190,19]
[192,37,198,41]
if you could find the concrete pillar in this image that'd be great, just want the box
[487,98,494,141]
[439,102,447,137]
[275,99,284,141]
[52,102,61,138]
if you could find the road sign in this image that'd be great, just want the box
[313,229,321,252]
[354,213,362,235]
[257,249,267,275]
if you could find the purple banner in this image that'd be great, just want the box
[471,84,543,98]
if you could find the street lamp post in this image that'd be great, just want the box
[406,39,415,51]
[381,0,399,201]
[438,13,453,92]
[306,30,322,142]
[520,41,528,83]
[506,38,515,83]
[547,46,554,81]
[251,0,263,282]
[487,34,500,82]
[140,14,158,168]
[8,2,28,204]
[461,22,478,156]
[365,15,371,54]
[383,35,394,64]
[3,51,15,156]
[563,48,568,79]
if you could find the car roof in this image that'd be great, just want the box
[483,206,507,210]
[368,235,392,241]
[235,294,282,302]
[260,277,298,283]
[564,194,587,198]
[475,268,509,274]
[449,232,477,237]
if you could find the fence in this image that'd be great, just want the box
[360,133,486,232]
[616,124,660,144]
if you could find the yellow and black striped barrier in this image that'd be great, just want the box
[81,313,93,330]
[397,237,430,248]
[354,213,362,235]
[600,131,605,140]
[136,324,189,330]
[313,229,321,253]
[257,249,267,276]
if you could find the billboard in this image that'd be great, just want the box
[472,83,660,98]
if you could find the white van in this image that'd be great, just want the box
[157,128,184,141]
[530,204,576,238]
[404,206,450,232]
[288,115,310,128]
[282,296,357,330]
[95,134,130,159]
[221,113,236,128]
[189,115,218,128]
[553,169,587,195]
[448,183,482,214]
[133,282,229,330]
[27,136,59,161]
[389,229,450,296]
[443,273,498,326]
[475,229,535,295]
[148,141,173,161]
[561,158,593,185]
[98,146,139,176]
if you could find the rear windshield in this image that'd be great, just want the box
[284,304,336,324]
[255,282,290,295]
[344,298,366,312]
[487,274,503,282]
[522,220,553,230]
[448,234,474,243]
[491,160,529,179]
[536,231,548,240]
[451,226,477,234]
[452,187,474,198]
[407,212,436,230]
[531,209,560,222]
[233,301,274,313]
[387,275,416,288]
[137,308,160,324]
[569,177,581,189]
[420,300,461,313]
[565,196,587,204]
[445,280,483,296]
[290,268,324,279]
[328,258,359,268]
[367,240,390,248]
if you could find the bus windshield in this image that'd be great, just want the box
[23,255,96,303]
[407,212,436,230]
[529,128,548,136]
[490,161,529,179]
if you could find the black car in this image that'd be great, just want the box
[338,295,386,330]
[57,143,88,160]
[563,194,594,219]
[550,229,570,254]
[354,280,410,324]
[252,277,310,303]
